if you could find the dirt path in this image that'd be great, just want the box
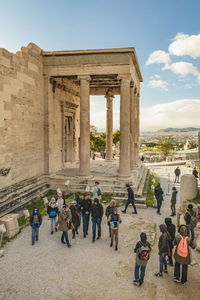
[0,172,200,300]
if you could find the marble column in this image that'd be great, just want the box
[135,91,140,162]
[118,75,131,177]
[130,83,136,169]
[78,75,91,176]
[105,90,114,161]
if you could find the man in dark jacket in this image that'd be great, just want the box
[122,184,137,214]
[193,167,198,178]
[155,224,170,277]
[165,218,176,266]
[91,198,103,242]
[184,204,196,241]
[30,207,42,245]
[174,167,181,183]
[170,187,177,216]
[70,200,80,239]
[105,200,116,237]
[81,192,92,238]
[154,183,163,215]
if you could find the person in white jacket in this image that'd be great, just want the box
[56,189,65,214]
[92,181,102,201]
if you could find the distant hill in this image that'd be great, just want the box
[157,127,200,133]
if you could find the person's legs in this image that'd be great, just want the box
[63,231,70,245]
[82,214,87,237]
[72,228,75,238]
[191,228,194,241]
[115,229,118,247]
[110,229,114,246]
[92,218,96,241]
[181,264,188,284]
[32,228,36,244]
[35,228,39,241]
[97,218,101,238]
[86,214,90,234]
[109,223,111,237]
[174,262,180,280]
[131,201,137,213]
[160,253,167,273]
[140,265,146,284]
[157,201,161,213]
[50,218,53,233]
[134,263,140,282]
[123,200,131,212]
[163,253,167,272]
[168,245,173,266]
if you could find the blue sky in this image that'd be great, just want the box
[1,0,200,130]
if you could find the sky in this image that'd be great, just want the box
[0,0,200,131]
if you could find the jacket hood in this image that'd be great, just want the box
[159,224,167,233]
[140,232,147,243]
[165,218,172,227]
[33,207,38,214]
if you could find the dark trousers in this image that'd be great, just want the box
[174,262,188,283]
[174,175,180,183]
[92,218,101,239]
[159,252,167,273]
[72,222,78,237]
[83,213,90,236]
[134,263,146,284]
[168,243,173,265]
[171,204,176,215]
[125,199,137,213]
[157,200,162,213]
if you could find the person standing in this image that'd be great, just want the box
[174,167,181,183]
[154,183,164,215]
[74,192,83,227]
[108,207,122,251]
[92,181,102,201]
[174,225,195,284]
[30,207,42,245]
[133,232,151,286]
[91,198,103,242]
[170,187,177,216]
[105,200,116,237]
[192,167,198,178]
[56,189,65,215]
[165,218,176,266]
[56,206,72,248]
[47,197,58,234]
[155,224,170,277]
[184,204,196,241]
[81,192,92,238]
[70,200,80,239]
[122,184,137,214]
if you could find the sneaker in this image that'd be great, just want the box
[67,244,72,248]
[181,282,186,285]
[121,210,126,213]
[132,212,137,214]
[110,242,113,247]
[72,235,75,239]
[86,232,88,235]
[97,236,100,240]
[154,272,163,277]
[51,231,53,235]
[133,280,139,286]
[83,235,86,238]
[76,231,79,234]
[164,270,168,274]
[61,240,65,244]
[190,260,197,266]
[55,227,58,232]
[32,242,34,246]
[139,282,143,287]
[36,237,38,241]
[92,239,95,243]
[115,246,118,251]
[174,278,181,283]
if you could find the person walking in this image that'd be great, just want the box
[192,167,198,178]
[108,207,122,251]
[56,206,72,248]
[184,204,196,242]
[70,200,80,239]
[174,225,195,284]
[170,187,177,216]
[154,183,164,215]
[91,198,103,242]
[47,197,58,234]
[92,181,102,201]
[105,200,116,237]
[174,167,181,183]
[81,192,92,238]
[165,218,176,266]
[122,184,137,214]
[74,192,83,227]
[155,224,170,277]
[133,232,151,286]
[30,207,42,245]
[56,189,65,215]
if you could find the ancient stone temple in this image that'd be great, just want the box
[0,43,144,216]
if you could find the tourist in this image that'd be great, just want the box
[75,192,83,227]
[47,197,58,235]
[56,189,65,214]
[81,192,92,238]
[108,207,122,251]
[184,204,196,241]
[155,224,170,277]
[92,181,102,200]
[170,187,177,216]
[154,182,163,215]
[105,200,116,237]
[133,232,151,286]
[174,225,195,284]
[174,167,181,183]
[56,206,72,247]
[192,167,198,178]
[122,184,137,214]
[30,207,42,245]
[70,200,80,239]
[165,218,176,266]
[91,198,103,242]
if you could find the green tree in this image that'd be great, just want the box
[113,130,120,145]
[90,132,106,153]
[157,137,175,158]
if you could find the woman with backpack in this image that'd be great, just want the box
[174,225,195,284]
[47,197,58,234]
[92,181,102,201]
[133,232,151,286]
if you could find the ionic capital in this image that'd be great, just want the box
[105,89,114,100]
[78,75,91,81]
[117,74,132,81]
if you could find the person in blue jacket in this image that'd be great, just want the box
[30,207,42,245]
[47,197,58,234]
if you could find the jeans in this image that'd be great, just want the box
[134,263,146,284]
[111,229,118,246]
[174,175,180,183]
[50,216,57,232]
[62,231,70,245]
[157,200,162,213]
[32,227,39,244]
[92,218,101,239]
[78,211,82,227]
[159,252,167,273]
[124,200,137,213]
[83,213,90,236]
[171,204,176,215]
[174,262,188,283]
[168,243,173,265]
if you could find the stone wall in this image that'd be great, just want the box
[0,43,44,190]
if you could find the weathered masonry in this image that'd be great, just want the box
[0,43,142,216]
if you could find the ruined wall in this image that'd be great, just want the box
[0,43,44,190]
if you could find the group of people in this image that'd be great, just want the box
[174,166,199,184]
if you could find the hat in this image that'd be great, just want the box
[83,192,88,197]
[113,207,118,212]
[72,200,77,204]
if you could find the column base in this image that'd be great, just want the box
[105,158,113,162]
[118,173,131,180]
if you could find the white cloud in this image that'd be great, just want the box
[146,50,170,65]
[148,79,168,91]
[141,99,200,131]
[154,74,160,79]
[169,33,200,58]
[162,61,200,84]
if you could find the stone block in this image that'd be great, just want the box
[0,214,19,238]
[0,250,4,257]
[180,175,198,205]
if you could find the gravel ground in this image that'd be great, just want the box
[0,172,200,300]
